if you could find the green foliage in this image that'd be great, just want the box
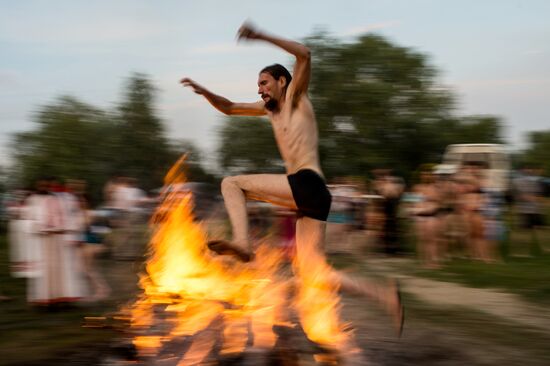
[11,96,116,202]
[10,74,211,204]
[307,32,502,179]
[437,115,503,145]
[113,74,175,191]
[217,116,283,174]
[171,139,217,184]
[521,130,550,176]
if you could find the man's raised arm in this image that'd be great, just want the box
[180,78,265,116]
[237,22,311,104]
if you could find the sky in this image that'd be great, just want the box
[1,0,549,169]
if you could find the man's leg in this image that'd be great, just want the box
[294,216,404,341]
[214,174,297,259]
[292,216,349,349]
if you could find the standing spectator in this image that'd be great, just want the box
[81,197,111,302]
[326,182,356,254]
[459,164,488,261]
[102,176,119,210]
[364,195,385,253]
[513,165,546,256]
[25,177,67,305]
[373,169,404,254]
[481,186,504,262]
[112,177,147,260]
[433,167,461,261]
[412,169,441,268]
[6,189,35,278]
[57,179,88,300]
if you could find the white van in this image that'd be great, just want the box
[439,144,511,192]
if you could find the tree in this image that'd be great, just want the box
[11,96,116,202]
[170,139,217,184]
[115,74,174,191]
[307,32,472,178]
[520,130,550,176]
[217,116,283,174]
[436,116,503,146]
[10,74,204,204]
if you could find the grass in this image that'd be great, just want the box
[410,212,550,306]
[415,254,550,306]
[0,230,141,365]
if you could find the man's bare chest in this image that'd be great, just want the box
[270,108,309,137]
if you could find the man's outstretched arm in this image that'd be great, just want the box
[237,22,311,104]
[180,78,265,116]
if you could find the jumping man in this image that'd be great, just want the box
[181,22,403,341]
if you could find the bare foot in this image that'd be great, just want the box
[388,279,404,337]
[207,240,253,262]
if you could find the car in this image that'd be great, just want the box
[439,143,511,192]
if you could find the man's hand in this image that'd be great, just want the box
[237,21,261,42]
[180,77,205,95]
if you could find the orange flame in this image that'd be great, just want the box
[129,156,349,360]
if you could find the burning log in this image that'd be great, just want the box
[105,309,350,365]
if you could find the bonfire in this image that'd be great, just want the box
[124,157,355,365]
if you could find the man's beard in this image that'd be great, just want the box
[265,98,278,111]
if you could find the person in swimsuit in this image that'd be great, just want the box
[412,169,441,268]
[181,21,403,342]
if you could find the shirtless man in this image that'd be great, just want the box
[181,22,403,338]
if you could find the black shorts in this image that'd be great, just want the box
[288,169,332,221]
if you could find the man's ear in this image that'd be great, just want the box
[278,76,287,88]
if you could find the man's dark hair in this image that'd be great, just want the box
[260,64,292,88]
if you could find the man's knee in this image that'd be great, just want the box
[221,176,240,195]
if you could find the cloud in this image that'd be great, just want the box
[339,21,401,37]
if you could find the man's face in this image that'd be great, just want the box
[258,72,285,111]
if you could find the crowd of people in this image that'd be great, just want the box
[3,176,149,306]
[2,163,547,305]
[318,163,548,268]
[409,162,547,267]
[408,162,504,268]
